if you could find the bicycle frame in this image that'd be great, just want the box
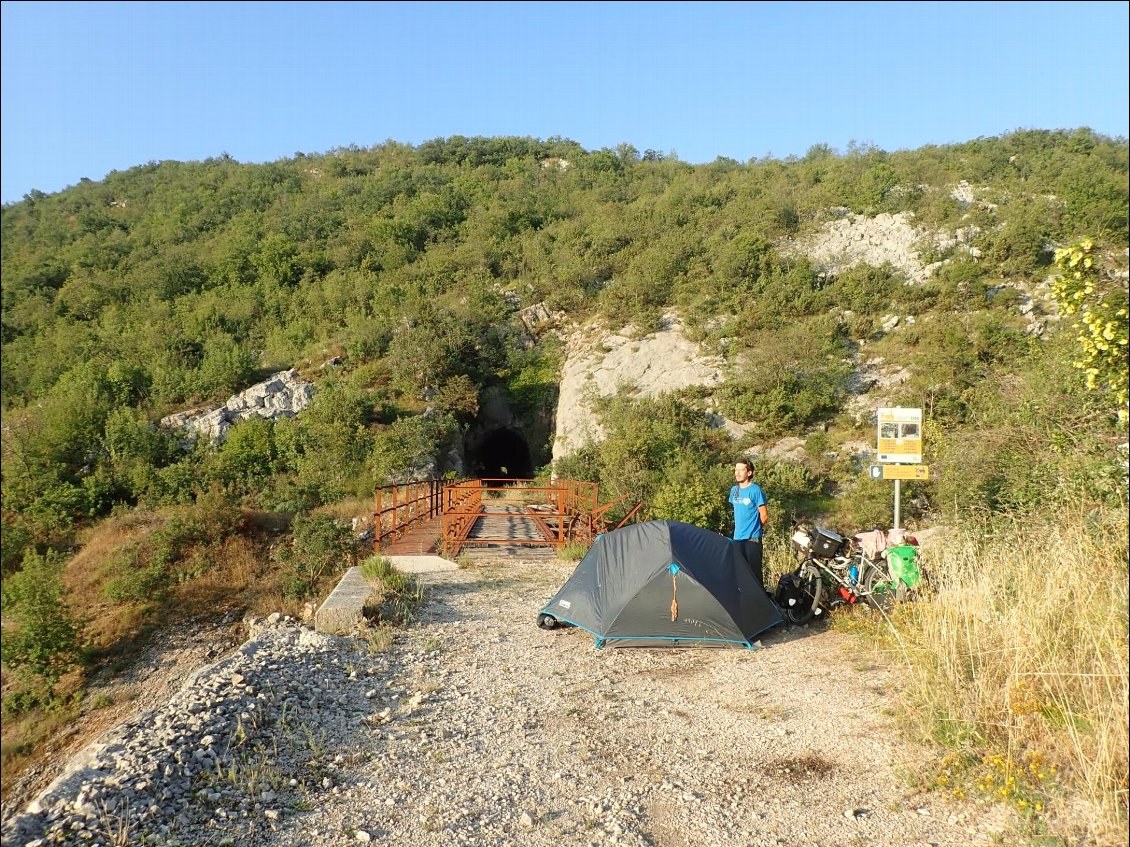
[803,551,873,604]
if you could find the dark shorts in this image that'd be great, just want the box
[736,538,763,588]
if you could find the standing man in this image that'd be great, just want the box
[729,458,768,587]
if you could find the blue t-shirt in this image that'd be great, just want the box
[729,483,767,540]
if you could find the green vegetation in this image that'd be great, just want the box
[359,554,423,627]
[1,129,1127,832]
[0,550,81,711]
[1051,239,1129,420]
[275,513,356,600]
[2,130,1126,546]
[555,540,591,562]
[104,486,245,601]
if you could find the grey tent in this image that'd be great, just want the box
[538,519,784,648]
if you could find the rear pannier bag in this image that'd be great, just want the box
[885,544,922,588]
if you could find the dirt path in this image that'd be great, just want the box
[265,554,1013,847]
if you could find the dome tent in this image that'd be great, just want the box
[538,520,784,648]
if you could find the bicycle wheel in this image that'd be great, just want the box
[861,562,898,614]
[784,562,823,625]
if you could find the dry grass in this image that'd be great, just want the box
[1,504,291,806]
[175,536,280,613]
[62,512,162,601]
[556,541,590,562]
[311,496,373,524]
[0,704,81,797]
[60,511,283,651]
[897,506,1129,843]
[61,512,165,652]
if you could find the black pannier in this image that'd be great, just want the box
[811,527,846,558]
[774,572,807,609]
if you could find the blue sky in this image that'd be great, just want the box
[2,1,1127,204]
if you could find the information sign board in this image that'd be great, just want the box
[877,407,923,464]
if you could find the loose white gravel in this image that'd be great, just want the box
[2,556,1017,847]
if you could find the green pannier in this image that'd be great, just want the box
[885,545,921,588]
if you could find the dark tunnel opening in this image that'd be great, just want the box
[470,428,533,478]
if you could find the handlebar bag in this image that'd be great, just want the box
[812,527,846,558]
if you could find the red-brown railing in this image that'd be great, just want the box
[439,478,640,558]
[373,479,446,550]
[375,477,642,557]
[439,479,484,553]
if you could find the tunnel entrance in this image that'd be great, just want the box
[470,427,533,478]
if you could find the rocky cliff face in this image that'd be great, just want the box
[551,315,728,465]
[547,201,1022,464]
[546,211,944,465]
[786,210,979,284]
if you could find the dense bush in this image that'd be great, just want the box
[718,316,854,436]
[275,513,356,600]
[586,391,727,512]
[752,458,825,525]
[206,417,282,494]
[0,550,81,698]
[650,461,733,534]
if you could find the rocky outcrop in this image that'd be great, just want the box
[552,315,727,464]
[786,210,979,285]
[160,369,315,447]
[516,302,562,334]
[843,356,913,425]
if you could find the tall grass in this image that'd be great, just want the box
[900,507,1128,843]
[359,555,423,626]
[556,541,590,562]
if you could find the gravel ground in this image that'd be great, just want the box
[2,555,1018,847]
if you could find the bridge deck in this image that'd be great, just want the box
[381,503,565,558]
[459,504,559,559]
[382,515,442,555]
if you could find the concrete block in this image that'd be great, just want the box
[314,556,458,636]
[314,566,373,635]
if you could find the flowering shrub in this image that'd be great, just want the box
[1051,239,1129,421]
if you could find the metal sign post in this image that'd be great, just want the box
[875,407,925,529]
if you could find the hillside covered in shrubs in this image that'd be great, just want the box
[3,131,1126,544]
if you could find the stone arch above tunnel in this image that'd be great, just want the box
[467,427,533,478]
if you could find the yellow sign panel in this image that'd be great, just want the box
[877,407,923,464]
[881,464,929,481]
